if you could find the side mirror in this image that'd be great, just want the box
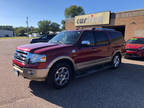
[81,40,90,47]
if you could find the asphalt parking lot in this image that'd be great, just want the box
[0,39,144,108]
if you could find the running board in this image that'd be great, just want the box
[75,63,112,78]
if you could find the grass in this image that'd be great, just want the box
[0,36,38,39]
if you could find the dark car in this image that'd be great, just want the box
[13,28,125,88]
[30,34,56,43]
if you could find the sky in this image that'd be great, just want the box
[0,0,144,28]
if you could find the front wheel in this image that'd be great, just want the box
[46,62,72,89]
[112,54,121,69]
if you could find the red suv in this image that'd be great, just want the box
[13,28,125,88]
[125,37,144,58]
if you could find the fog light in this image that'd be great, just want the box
[27,70,34,76]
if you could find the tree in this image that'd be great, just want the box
[14,27,27,36]
[38,20,51,34]
[50,22,60,33]
[28,26,39,34]
[65,5,85,18]
[38,20,60,34]
[61,20,65,30]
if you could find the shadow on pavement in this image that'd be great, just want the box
[29,63,144,108]
[125,57,144,61]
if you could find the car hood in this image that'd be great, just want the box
[16,43,72,53]
[126,44,144,49]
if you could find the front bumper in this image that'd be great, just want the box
[13,64,49,81]
[126,51,144,57]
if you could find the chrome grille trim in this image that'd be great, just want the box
[126,48,137,51]
[14,50,29,64]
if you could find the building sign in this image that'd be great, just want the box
[75,11,110,26]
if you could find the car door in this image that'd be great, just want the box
[94,31,112,63]
[75,31,97,70]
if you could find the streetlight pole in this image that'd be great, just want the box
[26,16,29,35]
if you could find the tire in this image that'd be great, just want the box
[46,62,72,89]
[111,54,121,69]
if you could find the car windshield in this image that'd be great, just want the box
[127,38,144,44]
[48,31,81,44]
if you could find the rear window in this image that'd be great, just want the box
[109,31,123,41]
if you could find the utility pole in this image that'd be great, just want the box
[26,16,29,34]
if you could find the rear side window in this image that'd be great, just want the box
[81,31,95,46]
[94,31,109,45]
[109,31,123,41]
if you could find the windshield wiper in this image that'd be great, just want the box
[51,40,64,44]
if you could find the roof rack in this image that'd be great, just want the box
[92,28,115,31]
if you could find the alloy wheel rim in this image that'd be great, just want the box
[55,67,70,86]
[114,56,120,67]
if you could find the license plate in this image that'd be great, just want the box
[13,69,19,76]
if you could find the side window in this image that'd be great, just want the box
[41,35,47,39]
[94,31,109,45]
[109,31,123,41]
[81,31,95,46]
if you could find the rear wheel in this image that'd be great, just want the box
[112,54,121,69]
[46,62,72,89]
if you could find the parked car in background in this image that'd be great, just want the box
[30,34,56,43]
[125,37,144,58]
[13,28,125,88]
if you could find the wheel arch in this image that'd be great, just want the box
[112,50,122,58]
[47,56,76,73]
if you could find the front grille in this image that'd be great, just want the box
[14,50,28,64]
[127,53,139,57]
[126,48,137,51]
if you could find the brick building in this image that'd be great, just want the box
[65,9,144,40]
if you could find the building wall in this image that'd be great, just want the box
[65,9,144,40]
[0,30,14,37]
[65,18,76,30]
[111,9,144,40]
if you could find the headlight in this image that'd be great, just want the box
[138,46,144,51]
[28,53,46,64]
